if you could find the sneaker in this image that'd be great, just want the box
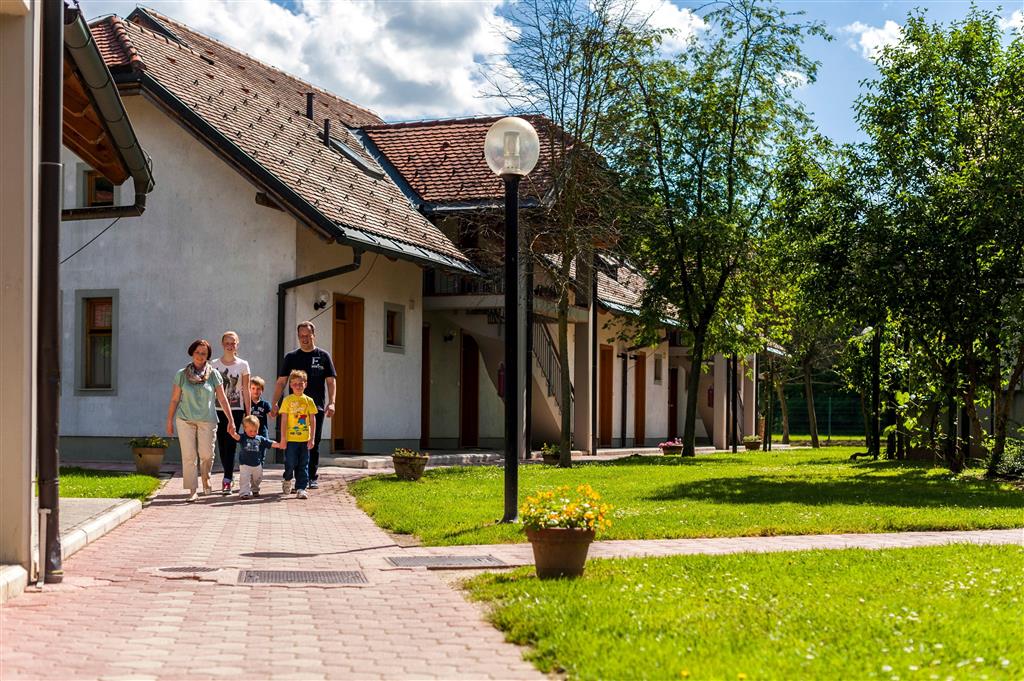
[282,479,292,494]
[297,489,308,499]
[202,483,212,495]
[252,488,260,497]
[221,479,231,495]
[240,492,253,499]
[187,490,199,503]
[309,480,319,489]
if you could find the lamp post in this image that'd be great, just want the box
[485,117,540,523]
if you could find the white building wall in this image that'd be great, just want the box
[58,96,296,455]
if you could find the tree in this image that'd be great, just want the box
[610,0,827,456]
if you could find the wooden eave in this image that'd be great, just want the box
[62,57,128,184]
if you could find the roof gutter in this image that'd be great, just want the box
[61,4,154,221]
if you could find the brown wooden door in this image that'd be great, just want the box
[420,324,430,449]
[599,344,613,446]
[668,368,679,440]
[634,352,646,446]
[332,295,364,452]
[460,333,479,447]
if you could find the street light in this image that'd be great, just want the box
[485,116,540,523]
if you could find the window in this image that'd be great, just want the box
[653,355,664,384]
[84,170,114,207]
[383,303,405,353]
[75,290,118,394]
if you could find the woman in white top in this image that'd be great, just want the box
[211,331,251,494]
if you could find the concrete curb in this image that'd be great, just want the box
[0,564,29,604]
[60,498,143,560]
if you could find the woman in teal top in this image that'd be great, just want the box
[165,339,236,502]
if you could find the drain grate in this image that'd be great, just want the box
[386,555,507,569]
[237,570,367,585]
[159,566,219,573]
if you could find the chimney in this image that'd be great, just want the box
[324,118,331,146]
[305,92,315,120]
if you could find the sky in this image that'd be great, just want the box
[84,0,1024,144]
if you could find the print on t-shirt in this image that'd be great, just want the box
[211,358,250,411]
[281,394,317,442]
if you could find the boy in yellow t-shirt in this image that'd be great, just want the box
[279,369,317,498]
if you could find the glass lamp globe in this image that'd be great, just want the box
[484,116,540,177]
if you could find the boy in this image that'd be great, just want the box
[249,376,272,437]
[278,369,317,499]
[230,415,285,498]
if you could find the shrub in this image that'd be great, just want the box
[393,448,427,459]
[128,435,169,449]
[995,438,1024,479]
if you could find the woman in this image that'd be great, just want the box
[211,331,251,494]
[166,339,235,502]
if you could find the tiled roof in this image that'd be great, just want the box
[597,264,645,311]
[88,9,470,268]
[361,116,558,207]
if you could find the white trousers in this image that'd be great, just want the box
[176,418,215,492]
[239,464,263,495]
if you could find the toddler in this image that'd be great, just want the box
[230,415,285,498]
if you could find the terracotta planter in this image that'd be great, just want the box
[132,447,166,476]
[525,527,595,578]
[744,440,762,451]
[393,455,429,481]
[660,445,684,456]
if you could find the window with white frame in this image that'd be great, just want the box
[383,303,405,353]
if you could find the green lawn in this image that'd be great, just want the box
[466,544,1024,680]
[59,467,161,501]
[349,447,1023,545]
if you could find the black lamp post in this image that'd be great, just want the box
[485,117,540,523]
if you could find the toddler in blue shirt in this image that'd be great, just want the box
[230,415,284,498]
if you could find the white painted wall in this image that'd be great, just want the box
[59,96,297,441]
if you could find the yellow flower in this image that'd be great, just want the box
[680,671,690,679]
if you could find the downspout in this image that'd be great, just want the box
[590,261,598,452]
[60,5,154,221]
[38,0,65,584]
[618,352,629,448]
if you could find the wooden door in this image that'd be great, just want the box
[460,333,479,447]
[420,324,430,449]
[332,295,364,452]
[599,344,613,446]
[668,368,679,440]
[634,352,646,446]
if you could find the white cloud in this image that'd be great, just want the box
[82,0,514,121]
[627,0,704,55]
[999,9,1024,32]
[776,69,809,89]
[841,20,903,62]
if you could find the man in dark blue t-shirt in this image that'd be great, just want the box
[271,321,336,489]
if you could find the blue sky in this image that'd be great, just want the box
[87,0,1023,141]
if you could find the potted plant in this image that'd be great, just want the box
[658,438,685,456]
[743,435,762,451]
[129,434,169,476]
[540,442,561,465]
[520,484,612,579]
[392,447,429,481]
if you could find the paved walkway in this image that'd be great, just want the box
[3,468,1021,681]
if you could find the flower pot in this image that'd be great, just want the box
[660,445,684,456]
[525,527,595,579]
[132,447,166,476]
[542,453,561,465]
[393,455,429,481]
[744,440,762,451]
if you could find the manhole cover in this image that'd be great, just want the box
[237,570,367,585]
[159,566,219,573]
[386,555,507,569]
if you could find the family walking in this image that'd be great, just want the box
[165,321,337,503]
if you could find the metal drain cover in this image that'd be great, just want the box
[386,555,507,569]
[237,570,367,585]
[159,566,219,573]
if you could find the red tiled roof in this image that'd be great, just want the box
[362,116,558,206]
[597,265,645,310]
[88,10,469,267]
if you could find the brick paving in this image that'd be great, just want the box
[0,470,542,681]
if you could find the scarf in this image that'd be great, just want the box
[184,361,212,385]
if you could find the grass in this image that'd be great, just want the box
[349,447,1024,545]
[466,544,1024,680]
[59,467,161,501]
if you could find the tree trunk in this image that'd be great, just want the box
[558,289,572,468]
[774,379,790,444]
[802,361,819,448]
[682,332,706,458]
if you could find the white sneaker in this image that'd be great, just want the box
[282,479,292,494]
[187,490,199,503]
[240,492,252,499]
[297,489,308,499]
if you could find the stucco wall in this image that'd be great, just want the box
[58,96,297,446]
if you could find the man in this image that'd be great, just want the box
[270,321,336,489]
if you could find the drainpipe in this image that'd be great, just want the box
[618,352,629,448]
[591,261,598,452]
[60,4,154,221]
[38,0,65,584]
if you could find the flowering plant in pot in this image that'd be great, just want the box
[540,442,561,465]
[128,434,169,476]
[392,448,429,481]
[520,484,612,578]
[658,438,684,455]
